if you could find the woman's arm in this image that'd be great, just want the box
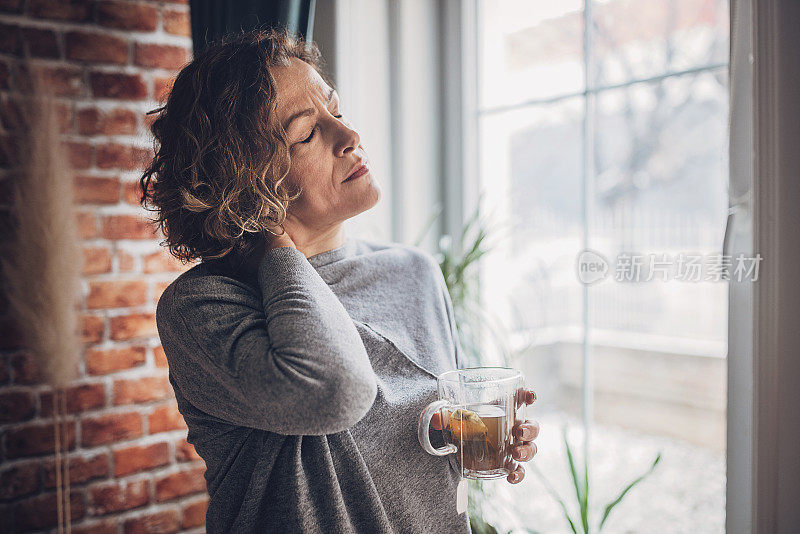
[156,245,378,436]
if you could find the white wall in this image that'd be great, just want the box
[318,0,445,252]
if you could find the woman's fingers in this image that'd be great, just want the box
[515,388,537,408]
[511,441,537,462]
[505,459,525,484]
[513,420,540,442]
[431,411,443,431]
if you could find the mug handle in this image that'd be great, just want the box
[418,399,458,456]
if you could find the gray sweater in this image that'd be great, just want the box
[155,235,471,533]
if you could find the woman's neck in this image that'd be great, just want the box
[294,224,347,259]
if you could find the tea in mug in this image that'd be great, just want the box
[442,404,509,472]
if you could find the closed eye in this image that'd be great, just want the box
[299,114,345,144]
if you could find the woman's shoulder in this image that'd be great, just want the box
[352,237,444,288]
[156,260,258,318]
[355,237,441,271]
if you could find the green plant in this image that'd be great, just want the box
[414,192,532,368]
[415,194,535,534]
[531,427,662,534]
[417,200,661,534]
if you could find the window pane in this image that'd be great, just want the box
[592,0,729,87]
[585,70,729,532]
[474,3,729,533]
[478,0,584,109]
[477,97,590,529]
[592,70,729,342]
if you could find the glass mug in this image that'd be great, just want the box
[418,367,526,479]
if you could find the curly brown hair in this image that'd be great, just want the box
[139,28,332,265]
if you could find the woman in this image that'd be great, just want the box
[141,28,539,533]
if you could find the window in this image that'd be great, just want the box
[473,0,730,531]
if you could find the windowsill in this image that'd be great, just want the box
[509,325,727,359]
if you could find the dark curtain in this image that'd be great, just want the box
[188,0,316,56]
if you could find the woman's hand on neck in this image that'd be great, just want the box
[264,212,347,259]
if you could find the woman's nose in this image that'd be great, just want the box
[335,119,360,156]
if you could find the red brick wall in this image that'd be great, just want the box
[0,2,209,532]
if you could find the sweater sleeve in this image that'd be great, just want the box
[155,245,378,436]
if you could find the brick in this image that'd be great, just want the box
[111,313,158,341]
[117,250,136,271]
[28,0,92,22]
[152,280,172,304]
[144,249,186,273]
[90,71,147,100]
[86,345,146,375]
[124,509,181,534]
[0,462,40,500]
[40,383,106,416]
[0,61,10,89]
[0,23,21,55]
[77,107,138,135]
[155,466,206,502]
[134,43,189,70]
[123,180,144,205]
[175,438,201,462]
[21,26,59,58]
[0,133,20,167]
[71,520,118,534]
[89,479,149,515]
[55,101,74,133]
[77,211,99,239]
[77,107,103,134]
[63,140,93,169]
[0,0,22,13]
[0,354,8,383]
[113,441,169,476]
[5,420,77,458]
[0,389,36,423]
[42,452,109,488]
[11,351,42,385]
[106,107,139,134]
[81,313,105,343]
[18,64,84,97]
[81,411,143,446]
[66,31,128,64]
[87,280,147,309]
[12,490,85,531]
[0,96,23,130]
[153,344,168,368]
[114,374,170,405]
[153,74,175,102]
[148,401,186,433]
[102,215,157,239]
[181,496,209,528]
[144,107,159,128]
[97,1,158,31]
[0,318,24,350]
[82,246,113,275]
[96,142,150,170]
[74,175,120,204]
[163,8,191,37]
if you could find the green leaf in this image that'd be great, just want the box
[598,453,662,531]
[562,427,586,533]
[469,515,500,534]
[582,444,589,534]
[531,464,579,534]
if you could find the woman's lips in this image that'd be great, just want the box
[343,163,369,183]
